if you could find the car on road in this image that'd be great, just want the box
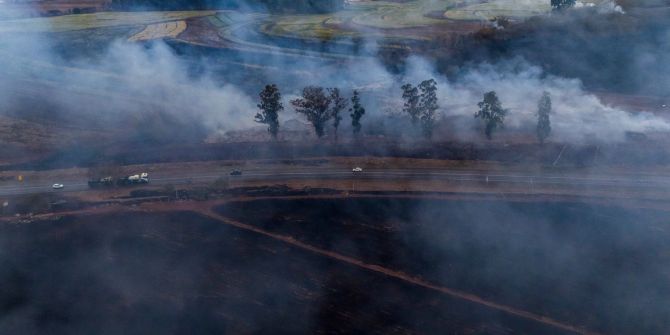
[352,167,363,172]
[230,170,243,176]
[52,183,64,189]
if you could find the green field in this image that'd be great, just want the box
[0,0,610,59]
[240,0,605,42]
[0,1,609,36]
[0,11,215,33]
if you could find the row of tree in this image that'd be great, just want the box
[401,79,439,139]
[254,82,552,144]
[255,84,366,140]
[472,90,552,144]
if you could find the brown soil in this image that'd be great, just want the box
[177,16,229,47]
[0,1,109,17]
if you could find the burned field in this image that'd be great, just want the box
[217,197,670,335]
[1,198,667,334]
[0,209,574,335]
[1,1,670,334]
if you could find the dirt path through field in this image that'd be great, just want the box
[0,196,626,334]
[134,199,601,335]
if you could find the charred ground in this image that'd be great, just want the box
[0,209,571,335]
[1,196,669,335]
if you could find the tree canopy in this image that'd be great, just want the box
[401,83,421,125]
[475,91,508,140]
[328,88,348,141]
[349,90,366,136]
[418,79,439,139]
[536,91,552,145]
[291,86,333,138]
[255,84,283,139]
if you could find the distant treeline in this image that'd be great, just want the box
[110,0,344,13]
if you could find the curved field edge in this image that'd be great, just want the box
[0,11,214,33]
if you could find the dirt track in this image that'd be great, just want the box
[18,199,599,334]
[6,196,665,334]
[194,206,600,335]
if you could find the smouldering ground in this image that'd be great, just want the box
[0,209,574,334]
[216,197,670,335]
[2,195,668,334]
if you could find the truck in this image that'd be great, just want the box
[88,176,114,188]
[117,173,150,186]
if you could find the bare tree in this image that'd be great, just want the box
[291,86,332,138]
[401,83,421,125]
[418,79,438,139]
[328,88,348,141]
[349,90,366,136]
[255,84,284,139]
[537,91,552,145]
[475,91,508,140]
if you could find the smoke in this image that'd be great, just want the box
[0,0,666,148]
[401,58,670,142]
[0,34,256,138]
[575,0,626,14]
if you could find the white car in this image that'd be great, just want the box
[352,167,363,172]
[52,183,64,189]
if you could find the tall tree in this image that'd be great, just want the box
[475,91,508,140]
[328,88,348,141]
[418,79,439,139]
[349,90,366,136]
[401,83,421,125]
[551,0,576,10]
[291,86,332,138]
[255,84,283,139]
[536,91,552,145]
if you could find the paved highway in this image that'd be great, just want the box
[0,168,669,197]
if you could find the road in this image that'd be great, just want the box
[1,168,669,197]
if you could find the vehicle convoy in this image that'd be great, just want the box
[88,176,114,188]
[117,173,150,186]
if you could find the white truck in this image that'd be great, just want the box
[117,173,149,185]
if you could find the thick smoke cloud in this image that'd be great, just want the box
[0,33,256,137]
[401,57,670,142]
[0,1,667,145]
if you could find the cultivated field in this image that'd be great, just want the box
[128,20,187,41]
[0,11,213,33]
